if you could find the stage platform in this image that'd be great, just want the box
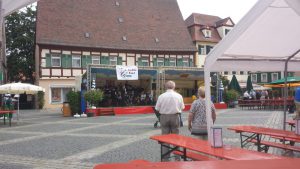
[86,103,226,116]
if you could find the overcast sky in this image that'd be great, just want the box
[177,0,258,23]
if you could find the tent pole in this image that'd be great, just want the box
[283,49,300,130]
[204,69,212,142]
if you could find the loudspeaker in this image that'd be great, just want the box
[152,83,156,90]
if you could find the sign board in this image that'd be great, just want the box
[210,127,223,148]
[295,119,300,135]
[116,66,138,80]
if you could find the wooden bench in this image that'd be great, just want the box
[173,150,218,161]
[249,139,300,153]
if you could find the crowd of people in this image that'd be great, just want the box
[243,89,269,100]
[99,82,154,107]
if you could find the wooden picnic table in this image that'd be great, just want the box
[0,110,16,126]
[150,134,284,161]
[286,120,295,130]
[228,125,300,152]
[93,158,300,169]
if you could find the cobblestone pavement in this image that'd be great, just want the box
[0,108,298,169]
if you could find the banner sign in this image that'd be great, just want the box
[116,66,139,80]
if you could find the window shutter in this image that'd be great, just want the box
[177,58,183,67]
[257,73,261,83]
[138,58,142,66]
[82,55,87,68]
[189,58,193,67]
[117,57,122,65]
[86,56,92,65]
[153,58,157,66]
[164,58,170,66]
[46,54,51,67]
[61,54,67,68]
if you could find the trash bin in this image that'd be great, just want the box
[62,102,71,117]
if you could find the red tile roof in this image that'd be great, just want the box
[185,13,234,43]
[36,0,196,53]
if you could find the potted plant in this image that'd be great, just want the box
[66,91,81,115]
[84,89,104,117]
[224,89,240,108]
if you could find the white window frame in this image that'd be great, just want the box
[198,45,205,55]
[51,54,61,67]
[157,58,164,67]
[183,58,189,67]
[72,55,81,68]
[50,87,73,104]
[271,73,279,82]
[92,56,100,65]
[261,73,268,83]
[251,74,258,83]
[203,29,212,38]
[141,58,149,66]
[109,56,117,65]
[169,58,176,66]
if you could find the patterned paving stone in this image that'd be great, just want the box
[0,136,119,160]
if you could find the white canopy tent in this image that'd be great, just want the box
[204,0,300,140]
[0,0,39,81]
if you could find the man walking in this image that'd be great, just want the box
[155,81,185,161]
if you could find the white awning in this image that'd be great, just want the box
[2,0,38,17]
[204,0,300,139]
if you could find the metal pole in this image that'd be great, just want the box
[283,49,300,130]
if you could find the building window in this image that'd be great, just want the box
[261,73,268,82]
[272,73,278,82]
[240,71,244,75]
[110,56,117,65]
[206,45,213,54]
[198,45,205,55]
[138,58,149,66]
[183,58,189,67]
[157,58,164,67]
[72,55,81,68]
[169,58,176,66]
[51,88,72,103]
[251,74,257,83]
[203,29,211,38]
[51,54,61,67]
[92,56,100,64]
[225,29,231,35]
[224,71,228,75]
[232,71,236,75]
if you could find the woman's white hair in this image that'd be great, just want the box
[198,87,205,98]
[165,81,175,90]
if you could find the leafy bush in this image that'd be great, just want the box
[37,91,45,109]
[66,91,81,115]
[84,89,104,107]
[224,89,240,103]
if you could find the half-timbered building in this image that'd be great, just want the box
[35,0,198,108]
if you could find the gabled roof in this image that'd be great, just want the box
[36,0,196,53]
[185,13,222,27]
[185,13,234,43]
[215,17,235,27]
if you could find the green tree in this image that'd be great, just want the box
[5,6,36,83]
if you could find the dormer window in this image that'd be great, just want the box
[202,27,212,38]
